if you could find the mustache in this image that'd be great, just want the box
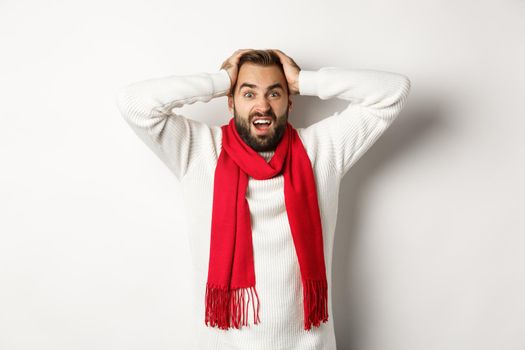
[250,110,276,119]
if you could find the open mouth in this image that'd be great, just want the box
[252,117,273,132]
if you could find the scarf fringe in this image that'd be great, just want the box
[303,279,329,330]
[205,284,260,330]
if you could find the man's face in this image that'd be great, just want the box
[228,63,293,152]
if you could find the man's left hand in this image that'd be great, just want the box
[271,49,301,95]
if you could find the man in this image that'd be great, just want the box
[116,49,411,350]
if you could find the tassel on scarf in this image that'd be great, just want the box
[205,284,260,330]
[303,279,329,330]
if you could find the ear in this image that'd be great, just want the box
[228,94,234,114]
[288,97,293,113]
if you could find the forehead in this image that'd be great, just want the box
[236,63,286,89]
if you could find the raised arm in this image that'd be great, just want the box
[115,69,231,181]
[297,67,411,177]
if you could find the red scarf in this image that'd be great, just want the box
[205,117,328,331]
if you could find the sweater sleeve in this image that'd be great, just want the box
[298,67,411,177]
[115,69,231,181]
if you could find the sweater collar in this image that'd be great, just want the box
[257,150,275,163]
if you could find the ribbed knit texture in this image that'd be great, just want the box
[116,67,411,350]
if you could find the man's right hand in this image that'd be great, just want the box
[220,49,253,95]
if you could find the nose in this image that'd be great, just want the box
[254,96,271,114]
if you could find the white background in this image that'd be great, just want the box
[1,0,524,349]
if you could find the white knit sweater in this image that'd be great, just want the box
[116,67,411,350]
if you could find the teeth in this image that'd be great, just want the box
[254,120,271,125]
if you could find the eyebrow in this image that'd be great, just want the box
[238,82,285,92]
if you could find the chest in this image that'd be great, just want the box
[245,175,286,216]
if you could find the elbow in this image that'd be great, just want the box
[394,74,412,110]
[401,74,411,97]
[115,86,141,123]
[401,75,411,96]
[380,75,412,123]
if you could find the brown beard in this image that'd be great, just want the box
[233,106,288,152]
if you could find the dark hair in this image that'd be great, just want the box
[230,49,286,96]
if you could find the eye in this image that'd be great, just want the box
[243,92,254,98]
[269,91,280,97]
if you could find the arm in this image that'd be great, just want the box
[115,69,231,181]
[298,67,411,177]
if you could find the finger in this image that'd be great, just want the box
[274,50,299,69]
[235,48,252,55]
[272,49,289,63]
[272,49,286,57]
[229,49,251,64]
[236,49,252,57]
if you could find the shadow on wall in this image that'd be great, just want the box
[294,93,445,350]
